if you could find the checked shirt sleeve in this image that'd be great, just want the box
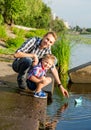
[16,37,37,53]
[28,66,40,78]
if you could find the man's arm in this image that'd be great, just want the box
[14,52,38,66]
[51,66,69,98]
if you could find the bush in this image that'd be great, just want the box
[6,37,25,49]
[0,14,4,25]
[25,29,48,38]
[11,27,26,37]
[0,26,7,40]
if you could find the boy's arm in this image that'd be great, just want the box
[51,66,69,98]
[29,75,45,83]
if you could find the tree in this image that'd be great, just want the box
[15,0,43,27]
[50,17,67,34]
[31,3,52,28]
[1,0,26,25]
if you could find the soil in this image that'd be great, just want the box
[0,60,15,77]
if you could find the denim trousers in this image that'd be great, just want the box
[12,57,33,88]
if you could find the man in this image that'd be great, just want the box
[12,31,69,97]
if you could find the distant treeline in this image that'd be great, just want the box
[70,25,91,34]
[0,0,67,33]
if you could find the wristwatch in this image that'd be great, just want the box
[58,84,62,87]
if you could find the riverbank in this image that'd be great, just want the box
[0,59,47,130]
[0,56,55,130]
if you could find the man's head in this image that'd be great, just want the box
[41,54,56,70]
[40,32,57,49]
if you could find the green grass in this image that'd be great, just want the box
[67,34,91,44]
[0,25,7,40]
[52,36,71,87]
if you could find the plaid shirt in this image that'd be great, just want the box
[28,63,47,78]
[16,37,51,59]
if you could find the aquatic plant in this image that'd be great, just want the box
[52,36,71,87]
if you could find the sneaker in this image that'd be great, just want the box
[34,91,47,98]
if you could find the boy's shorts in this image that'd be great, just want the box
[26,79,36,91]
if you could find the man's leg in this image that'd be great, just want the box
[12,57,33,89]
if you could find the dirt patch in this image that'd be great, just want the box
[0,61,15,77]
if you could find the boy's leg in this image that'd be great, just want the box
[12,57,33,89]
[34,77,52,98]
[35,77,52,92]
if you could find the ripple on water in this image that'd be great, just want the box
[56,94,91,130]
[47,88,91,130]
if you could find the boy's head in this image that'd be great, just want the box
[41,54,56,70]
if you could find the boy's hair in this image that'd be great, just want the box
[44,31,57,40]
[42,54,56,64]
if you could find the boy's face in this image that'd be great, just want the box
[41,59,54,70]
[41,34,56,48]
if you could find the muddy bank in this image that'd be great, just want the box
[0,60,47,130]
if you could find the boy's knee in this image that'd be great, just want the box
[48,77,52,83]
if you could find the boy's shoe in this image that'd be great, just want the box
[34,91,47,98]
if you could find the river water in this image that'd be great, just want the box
[46,36,91,130]
[69,43,91,69]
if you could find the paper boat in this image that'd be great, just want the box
[74,97,82,104]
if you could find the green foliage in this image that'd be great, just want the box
[0,48,14,54]
[15,0,47,28]
[0,14,4,25]
[25,29,48,38]
[67,34,91,44]
[51,18,67,34]
[0,0,67,33]
[32,3,52,28]
[11,27,26,37]
[1,0,26,25]
[52,36,71,87]
[6,37,25,49]
[86,28,91,33]
[0,25,7,40]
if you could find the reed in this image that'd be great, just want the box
[52,36,71,87]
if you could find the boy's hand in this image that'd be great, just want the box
[59,85,69,98]
[32,54,39,66]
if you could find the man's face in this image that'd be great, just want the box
[41,34,56,48]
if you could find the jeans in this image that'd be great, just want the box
[12,57,33,89]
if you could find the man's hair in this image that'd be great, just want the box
[42,54,56,64]
[44,31,57,40]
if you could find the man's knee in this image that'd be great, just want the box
[22,57,33,66]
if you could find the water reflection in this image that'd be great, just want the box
[46,83,91,130]
[46,103,68,130]
[68,83,91,94]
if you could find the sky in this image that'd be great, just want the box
[43,0,91,28]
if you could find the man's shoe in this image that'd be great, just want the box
[17,75,27,90]
[34,91,47,98]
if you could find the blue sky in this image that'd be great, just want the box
[43,0,91,28]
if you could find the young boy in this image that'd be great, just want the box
[26,54,56,98]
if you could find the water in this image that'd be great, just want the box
[46,36,91,130]
[47,84,91,130]
[56,93,91,130]
[69,43,91,69]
